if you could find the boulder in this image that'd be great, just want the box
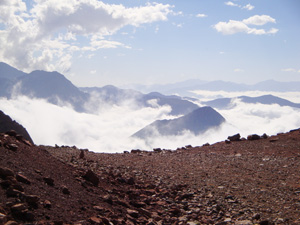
[16,173,31,184]
[247,134,261,141]
[228,133,241,142]
[0,167,15,178]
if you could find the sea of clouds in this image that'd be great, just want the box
[1,90,300,153]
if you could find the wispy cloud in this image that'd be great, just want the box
[225,1,239,7]
[214,15,278,35]
[243,4,255,11]
[225,1,255,11]
[196,13,208,18]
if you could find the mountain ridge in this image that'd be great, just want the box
[133,106,225,139]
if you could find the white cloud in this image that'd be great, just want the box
[225,1,255,11]
[243,4,255,11]
[0,0,173,73]
[90,70,96,74]
[214,15,278,35]
[172,22,183,28]
[196,14,207,18]
[243,15,276,26]
[225,1,239,7]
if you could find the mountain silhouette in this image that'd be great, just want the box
[0,62,89,112]
[133,106,225,138]
[128,79,300,97]
[203,94,300,109]
[17,70,89,112]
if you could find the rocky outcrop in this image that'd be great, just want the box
[0,110,33,144]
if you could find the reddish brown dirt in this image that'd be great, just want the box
[1,129,300,224]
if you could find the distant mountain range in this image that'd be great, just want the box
[0,62,198,116]
[133,106,225,139]
[125,79,300,97]
[202,94,300,110]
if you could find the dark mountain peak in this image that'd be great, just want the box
[0,110,33,144]
[133,106,225,138]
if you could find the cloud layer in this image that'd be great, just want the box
[1,90,300,153]
[0,0,173,73]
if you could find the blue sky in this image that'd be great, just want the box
[0,0,299,86]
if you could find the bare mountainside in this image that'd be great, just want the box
[1,127,300,224]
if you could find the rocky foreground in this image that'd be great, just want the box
[1,129,300,225]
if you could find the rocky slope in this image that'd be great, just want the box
[0,110,33,144]
[1,128,300,224]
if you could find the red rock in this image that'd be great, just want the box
[127,209,139,218]
[43,200,51,208]
[228,133,241,142]
[89,216,102,224]
[62,186,70,195]
[16,173,31,184]
[4,221,18,225]
[43,177,54,186]
[0,167,15,178]
[6,143,18,151]
[0,212,7,224]
[83,170,99,186]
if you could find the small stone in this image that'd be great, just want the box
[153,148,162,153]
[43,200,51,208]
[43,177,54,186]
[4,221,18,225]
[0,167,15,178]
[0,212,7,224]
[235,220,253,225]
[6,130,17,137]
[253,213,261,220]
[83,170,99,186]
[89,216,102,224]
[93,205,105,212]
[6,188,23,197]
[16,173,31,184]
[79,150,85,159]
[11,203,27,213]
[127,209,139,218]
[25,195,40,206]
[11,184,24,192]
[6,144,18,151]
[62,186,70,195]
